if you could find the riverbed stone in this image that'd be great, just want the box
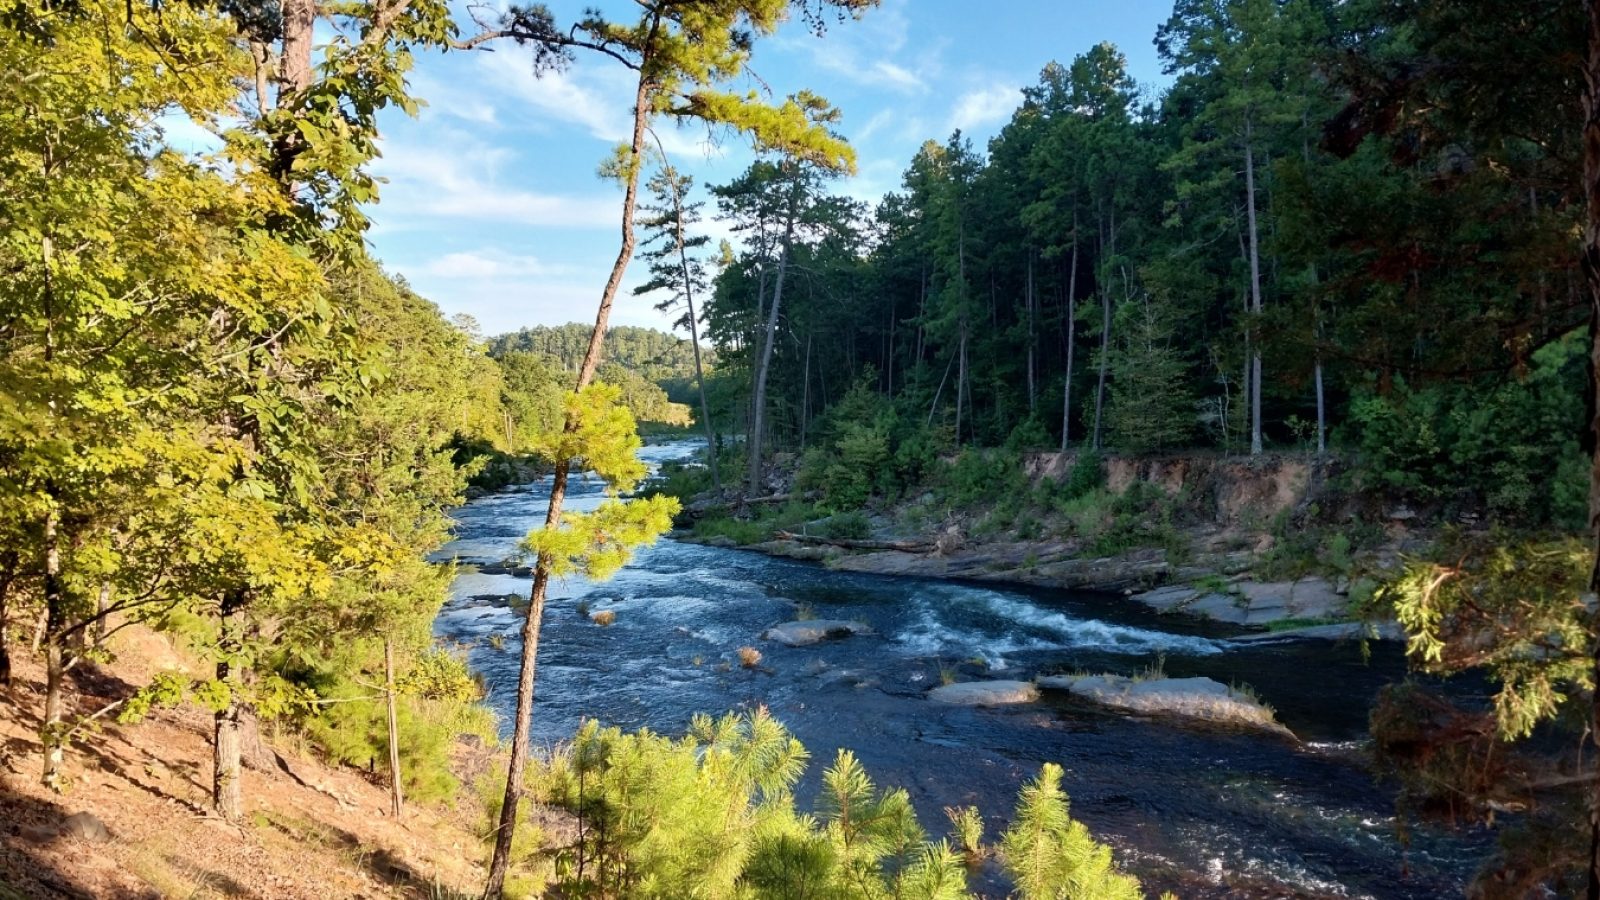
[761,620,869,647]
[1038,674,1293,738]
[1182,592,1250,624]
[1129,584,1199,613]
[928,680,1040,706]
[1232,621,1405,644]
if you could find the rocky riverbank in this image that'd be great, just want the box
[678,450,1424,641]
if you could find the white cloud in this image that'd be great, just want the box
[409,73,499,127]
[416,249,570,279]
[774,0,940,98]
[402,275,676,336]
[474,53,720,159]
[372,136,618,228]
[945,83,1021,135]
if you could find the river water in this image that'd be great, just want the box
[434,440,1485,898]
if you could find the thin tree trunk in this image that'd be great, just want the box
[213,590,244,821]
[955,225,969,444]
[0,567,12,689]
[1314,356,1326,455]
[926,353,955,429]
[1061,234,1079,453]
[484,47,657,898]
[748,197,796,496]
[1092,291,1111,450]
[39,229,65,790]
[886,300,896,397]
[41,498,65,791]
[956,319,968,444]
[666,171,719,490]
[1026,252,1037,414]
[1580,4,1600,896]
[1244,122,1265,456]
[92,581,110,647]
[800,332,812,451]
[384,636,403,819]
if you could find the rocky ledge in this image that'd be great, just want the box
[1038,674,1294,738]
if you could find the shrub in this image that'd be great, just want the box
[822,511,872,540]
[737,646,762,668]
[591,610,617,627]
[522,711,1151,900]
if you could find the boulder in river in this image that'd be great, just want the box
[928,680,1040,706]
[1038,674,1293,738]
[761,619,870,647]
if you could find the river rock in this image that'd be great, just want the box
[1181,592,1251,624]
[1232,620,1405,644]
[1038,674,1293,738]
[762,620,869,647]
[1129,584,1201,613]
[928,680,1040,706]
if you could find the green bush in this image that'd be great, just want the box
[524,710,1151,900]
[1343,334,1587,527]
[822,511,872,540]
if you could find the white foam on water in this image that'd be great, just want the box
[892,587,1225,661]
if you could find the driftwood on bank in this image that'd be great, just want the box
[772,531,935,553]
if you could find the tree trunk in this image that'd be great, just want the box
[483,51,657,899]
[1314,357,1326,455]
[926,354,955,428]
[662,170,719,491]
[748,204,795,496]
[41,499,65,790]
[1061,227,1079,452]
[886,299,896,397]
[0,561,14,689]
[92,581,110,647]
[1026,252,1037,414]
[384,636,404,819]
[1092,291,1110,450]
[213,590,245,821]
[955,321,967,443]
[1244,123,1265,456]
[1581,5,1600,897]
[955,226,969,444]
[800,332,812,451]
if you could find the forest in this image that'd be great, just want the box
[1,0,1598,898]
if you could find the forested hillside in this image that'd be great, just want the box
[690,0,1587,526]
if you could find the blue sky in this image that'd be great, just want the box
[365,0,1179,337]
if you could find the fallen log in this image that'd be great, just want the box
[772,531,935,553]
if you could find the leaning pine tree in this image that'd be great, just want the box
[454,1,871,893]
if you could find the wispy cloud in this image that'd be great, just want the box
[474,53,720,159]
[372,134,617,228]
[416,249,571,279]
[945,83,1021,135]
[785,0,935,96]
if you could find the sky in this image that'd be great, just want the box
[362,0,1181,338]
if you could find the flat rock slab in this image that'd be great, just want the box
[762,620,870,647]
[1038,674,1294,738]
[1129,577,1349,627]
[1232,621,1405,644]
[928,680,1040,706]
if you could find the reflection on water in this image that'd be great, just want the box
[435,440,1484,899]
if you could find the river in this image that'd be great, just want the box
[434,439,1485,898]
